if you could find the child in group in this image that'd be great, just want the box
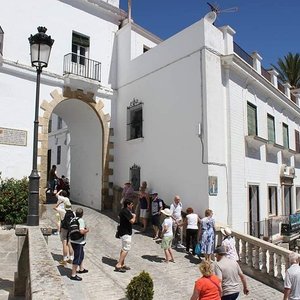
[160,208,175,263]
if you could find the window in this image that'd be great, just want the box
[71,32,90,65]
[130,164,140,191]
[295,130,300,153]
[296,187,300,211]
[267,114,275,143]
[143,45,150,53]
[127,100,143,140]
[282,123,289,149]
[268,186,278,216]
[48,118,52,133]
[57,116,63,130]
[57,145,61,165]
[247,102,257,136]
[0,26,4,56]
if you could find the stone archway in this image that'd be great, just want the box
[38,89,113,209]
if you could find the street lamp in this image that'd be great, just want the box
[27,27,54,226]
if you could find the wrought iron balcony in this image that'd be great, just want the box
[0,26,4,56]
[63,53,101,82]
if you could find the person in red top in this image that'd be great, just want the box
[190,260,222,300]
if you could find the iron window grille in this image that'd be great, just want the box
[127,98,143,140]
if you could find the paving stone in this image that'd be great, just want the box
[0,204,284,300]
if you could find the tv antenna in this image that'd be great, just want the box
[207,2,238,15]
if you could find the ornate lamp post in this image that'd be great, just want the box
[27,27,54,226]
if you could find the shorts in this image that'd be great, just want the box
[161,236,173,250]
[60,228,69,242]
[121,234,132,252]
[140,209,149,218]
[71,243,85,266]
[151,214,160,227]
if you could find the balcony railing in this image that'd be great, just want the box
[233,42,253,67]
[261,66,271,82]
[0,26,4,56]
[63,53,101,82]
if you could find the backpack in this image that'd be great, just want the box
[61,210,75,230]
[160,199,169,209]
[68,217,84,241]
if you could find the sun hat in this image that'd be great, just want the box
[161,208,172,217]
[214,246,227,255]
[221,227,232,236]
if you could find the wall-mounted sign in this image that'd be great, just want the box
[208,176,218,196]
[0,127,27,146]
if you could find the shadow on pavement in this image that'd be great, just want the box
[57,265,72,277]
[184,254,201,264]
[141,255,165,263]
[102,256,118,267]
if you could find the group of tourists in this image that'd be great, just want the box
[51,180,300,300]
[46,164,70,196]
[53,189,89,281]
[115,182,250,299]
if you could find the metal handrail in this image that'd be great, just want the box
[63,53,101,82]
[233,42,253,66]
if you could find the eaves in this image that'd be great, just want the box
[221,54,300,117]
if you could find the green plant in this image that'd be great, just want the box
[126,271,154,300]
[0,175,29,225]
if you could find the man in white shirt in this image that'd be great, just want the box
[169,195,183,248]
[284,252,300,300]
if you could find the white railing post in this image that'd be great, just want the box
[261,248,267,273]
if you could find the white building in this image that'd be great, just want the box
[1,0,300,237]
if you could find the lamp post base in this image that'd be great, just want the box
[27,169,40,226]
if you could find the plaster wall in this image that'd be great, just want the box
[0,0,119,86]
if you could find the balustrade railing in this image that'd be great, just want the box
[63,53,101,82]
[216,228,292,291]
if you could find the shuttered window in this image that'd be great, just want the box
[282,123,289,149]
[247,102,257,136]
[267,114,275,143]
[295,130,300,153]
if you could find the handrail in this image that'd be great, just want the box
[63,53,101,82]
[233,42,253,67]
[216,227,292,292]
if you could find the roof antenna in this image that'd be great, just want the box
[128,0,132,23]
[207,2,238,16]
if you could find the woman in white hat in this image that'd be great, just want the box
[161,208,175,263]
[221,227,239,261]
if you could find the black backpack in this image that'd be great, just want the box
[160,199,169,209]
[68,217,84,240]
[61,210,75,230]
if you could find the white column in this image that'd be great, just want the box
[283,82,291,99]
[251,52,262,74]
[269,69,279,88]
[219,25,236,55]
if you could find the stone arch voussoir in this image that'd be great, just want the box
[38,89,111,205]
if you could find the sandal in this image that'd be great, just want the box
[114,266,126,273]
[122,265,131,270]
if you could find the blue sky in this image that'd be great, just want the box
[119,0,299,69]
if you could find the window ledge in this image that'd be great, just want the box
[266,142,284,154]
[126,137,144,143]
[245,135,267,148]
[282,148,297,158]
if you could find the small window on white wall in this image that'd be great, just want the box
[296,187,300,211]
[127,99,143,140]
[57,116,63,130]
[268,186,278,216]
